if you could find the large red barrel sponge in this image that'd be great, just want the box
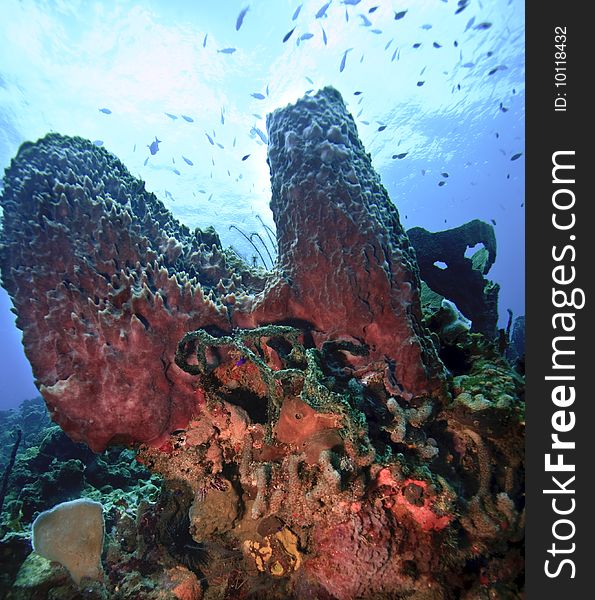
[0,134,263,451]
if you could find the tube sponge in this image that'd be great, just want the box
[31,498,105,584]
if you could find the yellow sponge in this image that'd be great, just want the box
[31,498,104,584]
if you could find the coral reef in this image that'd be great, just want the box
[407,220,500,338]
[0,88,524,598]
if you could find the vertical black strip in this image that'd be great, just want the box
[526,2,590,596]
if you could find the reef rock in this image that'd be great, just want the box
[408,219,500,337]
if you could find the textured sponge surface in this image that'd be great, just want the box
[31,498,104,584]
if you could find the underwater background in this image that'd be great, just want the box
[0,0,523,405]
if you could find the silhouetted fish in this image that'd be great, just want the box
[377,125,386,132]
[354,90,363,95]
[133,144,136,152]
[283,27,296,42]
[173,168,181,176]
[165,112,178,120]
[217,143,224,149]
[421,24,432,30]
[474,22,492,30]
[305,76,314,84]
[221,108,225,125]
[491,219,497,225]
[441,172,449,177]
[368,6,379,13]
[298,32,314,41]
[251,127,268,144]
[144,156,149,166]
[251,92,265,99]
[236,6,249,31]
[242,154,250,161]
[342,0,361,5]
[182,156,194,166]
[433,42,442,48]
[438,181,446,186]
[316,1,331,18]
[417,81,425,87]
[292,5,302,20]
[370,28,382,34]
[359,14,371,26]
[464,17,475,31]
[205,133,214,145]
[394,10,407,20]
[510,153,523,161]
[93,140,103,146]
[218,47,237,54]
[462,62,474,68]
[98,108,111,114]
[321,27,328,45]
[181,115,194,122]
[339,48,352,72]
[391,48,398,61]
[147,137,161,155]
[393,152,408,159]
[203,33,208,47]
[385,39,394,50]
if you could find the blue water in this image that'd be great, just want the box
[0,0,524,409]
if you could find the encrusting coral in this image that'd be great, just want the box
[0,87,524,599]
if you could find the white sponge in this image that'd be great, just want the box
[31,498,104,584]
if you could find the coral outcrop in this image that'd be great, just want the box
[0,88,524,599]
[407,219,500,338]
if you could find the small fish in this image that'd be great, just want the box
[510,153,523,161]
[305,76,314,84]
[266,84,270,96]
[252,113,263,119]
[454,40,459,47]
[377,125,387,132]
[165,190,173,199]
[370,28,382,34]
[385,39,394,50]
[433,42,442,48]
[242,154,250,161]
[487,51,494,57]
[173,168,181,176]
[490,219,497,225]
[496,132,500,138]
[361,120,369,125]
[205,133,214,145]
[251,92,266,99]
[98,108,112,114]
[292,4,303,20]
[412,42,422,49]
[233,137,237,147]
[417,81,425,87]
[339,48,352,73]
[356,108,363,117]
[147,137,161,155]
[455,1,469,14]
[165,112,178,120]
[391,47,398,61]
[441,172,449,177]
[394,10,407,20]
[474,22,492,30]
[359,13,371,26]
[457,83,461,90]
[144,156,149,166]
[217,47,237,54]
[321,26,328,45]
[421,24,432,30]
[298,32,314,41]
[92,140,103,146]
[182,156,193,166]
[368,6,379,13]
[133,144,136,152]
[462,62,475,68]
[251,127,269,144]
[421,169,426,175]
[181,115,194,122]
[488,68,498,76]
[236,6,249,31]
[464,17,475,32]
[221,108,225,125]
[354,90,363,95]
[208,194,213,201]
[342,0,361,5]
[393,152,408,159]
[283,27,296,42]
[438,181,446,186]
[217,143,224,149]
[500,104,509,113]
[315,1,331,19]
[172,157,175,164]
[345,8,349,21]
[203,33,208,47]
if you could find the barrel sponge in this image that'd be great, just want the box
[31,498,104,584]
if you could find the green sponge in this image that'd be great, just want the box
[31,498,104,584]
